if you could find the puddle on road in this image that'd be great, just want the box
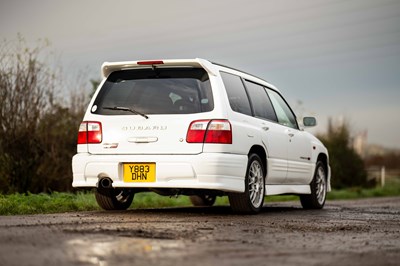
[66,235,186,265]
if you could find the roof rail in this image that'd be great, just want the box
[211,61,270,84]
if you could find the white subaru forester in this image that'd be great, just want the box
[72,58,331,213]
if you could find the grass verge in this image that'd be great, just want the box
[0,192,100,216]
[1,181,399,216]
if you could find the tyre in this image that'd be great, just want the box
[95,187,134,210]
[189,195,216,207]
[300,161,327,209]
[228,154,265,214]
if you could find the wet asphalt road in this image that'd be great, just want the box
[0,197,399,266]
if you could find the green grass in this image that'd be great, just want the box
[0,192,100,215]
[1,180,399,216]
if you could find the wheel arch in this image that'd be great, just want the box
[317,152,331,191]
[248,145,267,177]
[317,153,328,175]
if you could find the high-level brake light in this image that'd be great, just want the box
[137,60,164,65]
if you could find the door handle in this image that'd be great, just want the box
[262,126,269,131]
[288,133,294,137]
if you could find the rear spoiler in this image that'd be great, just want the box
[101,58,218,78]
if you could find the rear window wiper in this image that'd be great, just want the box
[103,106,149,119]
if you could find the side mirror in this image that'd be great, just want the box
[303,117,317,127]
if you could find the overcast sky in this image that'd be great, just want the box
[1,0,400,148]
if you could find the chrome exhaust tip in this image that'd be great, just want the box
[98,177,113,189]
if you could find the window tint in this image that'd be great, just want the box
[267,89,298,129]
[92,68,213,115]
[244,80,277,122]
[221,72,252,116]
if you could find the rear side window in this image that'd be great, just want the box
[92,68,213,115]
[244,80,277,122]
[221,72,252,116]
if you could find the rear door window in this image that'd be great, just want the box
[244,80,277,122]
[92,68,213,115]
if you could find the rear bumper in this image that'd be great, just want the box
[72,153,247,193]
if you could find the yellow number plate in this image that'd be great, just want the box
[123,163,156,182]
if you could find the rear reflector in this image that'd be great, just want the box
[77,121,102,144]
[137,60,164,65]
[186,120,232,144]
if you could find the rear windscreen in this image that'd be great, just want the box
[91,68,214,115]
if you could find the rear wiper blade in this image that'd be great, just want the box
[103,106,149,119]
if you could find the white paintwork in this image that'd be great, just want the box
[72,58,331,197]
[266,185,311,195]
[286,128,315,184]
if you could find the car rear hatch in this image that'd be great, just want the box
[85,60,216,155]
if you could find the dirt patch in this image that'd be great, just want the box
[63,227,193,240]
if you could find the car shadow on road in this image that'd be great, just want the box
[118,203,307,216]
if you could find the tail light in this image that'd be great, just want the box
[186,120,232,144]
[77,121,102,144]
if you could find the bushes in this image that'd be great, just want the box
[318,120,368,189]
[0,37,87,194]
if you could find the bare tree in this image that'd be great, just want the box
[0,36,88,193]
